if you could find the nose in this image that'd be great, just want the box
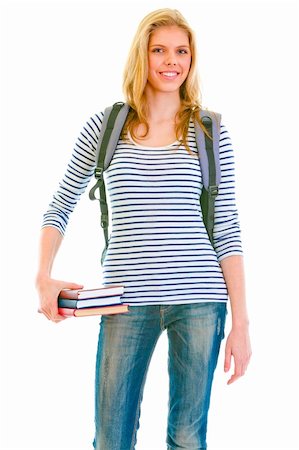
[165,50,177,66]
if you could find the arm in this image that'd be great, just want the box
[220,255,249,328]
[220,255,252,385]
[35,226,83,322]
[37,226,63,277]
[212,122,252,384]
[36,111,104,322]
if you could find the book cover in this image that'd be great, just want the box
[58,304,129,317]
[58,295,123,309]
[59,285,124,300]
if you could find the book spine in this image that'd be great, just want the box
[58,307,75,316]
[59,285,124,300]
[58,305,129,317]
[58,299,78,308]
[58,296,123,309]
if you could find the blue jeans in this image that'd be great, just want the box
[92,302,227,450]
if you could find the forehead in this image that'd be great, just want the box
[149,25,189,45]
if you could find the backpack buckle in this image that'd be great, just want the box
[208,185,218,197]
[95,167,104,179]
[101,214,108,228]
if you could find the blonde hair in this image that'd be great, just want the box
[122,8,214,154]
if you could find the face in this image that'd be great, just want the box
[147,25,192,94]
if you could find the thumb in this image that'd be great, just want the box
[60,282,84,290]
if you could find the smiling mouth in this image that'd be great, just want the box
[159,71,180,79]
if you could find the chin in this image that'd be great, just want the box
[151,81,183,93]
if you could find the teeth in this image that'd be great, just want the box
[161,72,178,77]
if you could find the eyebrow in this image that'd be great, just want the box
[149,44,190,48]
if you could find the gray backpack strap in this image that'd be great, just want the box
[96,102,130,171]
[194,110,221,189]
[89,102,222,264]
[194,110,222,247]
[89,101,130,265]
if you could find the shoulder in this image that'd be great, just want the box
[78,110,105,150]
[84,110,105,134]
[219,122,233,148]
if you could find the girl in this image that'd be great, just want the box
[36,8,252,450]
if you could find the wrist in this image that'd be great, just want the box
[232,318,250,329]
[35,272,51,288]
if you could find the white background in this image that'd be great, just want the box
[1,0,299,449]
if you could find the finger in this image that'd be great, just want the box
[40,303,63,323]
[49,312,66,323]
[227,373,241,385]
[224,350,231,372]
[60,281,84,290]
[49,306,66,323]
[52,316,67,323]
[245,352,252,369]
[227,362,245,385]
[56,311,67,321]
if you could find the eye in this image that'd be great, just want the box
[151,47,189,54]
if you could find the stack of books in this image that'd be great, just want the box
[58,285,128,317]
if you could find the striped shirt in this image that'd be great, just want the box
[42,110,243,305]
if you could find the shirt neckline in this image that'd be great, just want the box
[127,131,180,150]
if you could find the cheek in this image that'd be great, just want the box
[148,56,160,74]
[182,58,192,77]
[185,57,192,71]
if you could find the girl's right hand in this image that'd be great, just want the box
[36,275,84,323]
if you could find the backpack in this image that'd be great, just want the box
[89,102,221,266]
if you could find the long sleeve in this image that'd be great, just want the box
[41,111,104,234]
[212,122,243,261]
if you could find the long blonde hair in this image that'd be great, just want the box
[122,8,214,154]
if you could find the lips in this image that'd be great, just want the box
[159,71,180,80]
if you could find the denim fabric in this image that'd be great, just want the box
[92,302,227,450]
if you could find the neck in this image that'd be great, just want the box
[144,85,181,123]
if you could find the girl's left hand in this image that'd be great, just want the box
[224,325,252,385]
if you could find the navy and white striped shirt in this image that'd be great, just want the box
[42,110,243,305]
